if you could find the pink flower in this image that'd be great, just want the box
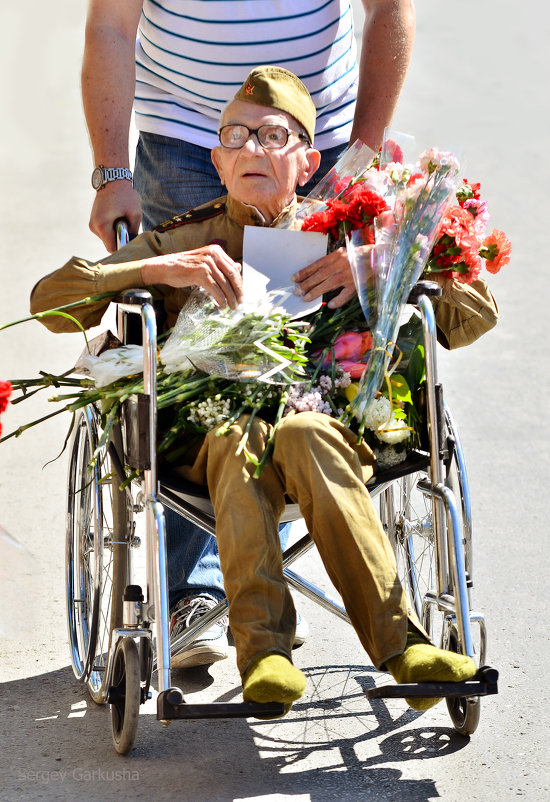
[463,198,490,237]
[330,330,373,362]
[338,360,368,379]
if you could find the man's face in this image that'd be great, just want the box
[211,100,320,223]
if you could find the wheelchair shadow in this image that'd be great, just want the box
[0,662,470,801]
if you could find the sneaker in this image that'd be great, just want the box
[169,594,229,669]
[293,611,309,648]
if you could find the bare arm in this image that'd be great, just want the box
[82,0,144,251]
[351,0,416,149]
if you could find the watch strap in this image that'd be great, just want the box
[102,167,133,184]
[92,165,133,190]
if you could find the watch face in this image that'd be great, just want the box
[91,166,104,190]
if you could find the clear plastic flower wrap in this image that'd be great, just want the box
[344,135,462,434]
[159,287,306,384]
[75,344,144,387]
[275,140,377,230]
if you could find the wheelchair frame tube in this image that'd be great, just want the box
[416,293,474,659]
[417,295,449,596]
[419,480,474,658]
[117,292,171,695]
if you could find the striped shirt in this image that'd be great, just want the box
[134,0,359,151]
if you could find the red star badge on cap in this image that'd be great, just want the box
[244,83,254,96]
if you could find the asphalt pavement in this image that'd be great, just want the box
[1,1,549,800]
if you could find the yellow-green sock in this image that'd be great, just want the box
[386,624,477,711]
[242,654,306,716]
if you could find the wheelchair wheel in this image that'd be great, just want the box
[66,408,129,703]
[380,470,439,635]
[110,637,140,755]
[444,626,481,735]
[379,411,482,733]
[380,411,473,646]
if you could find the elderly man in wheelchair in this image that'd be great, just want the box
[30,67,498,724]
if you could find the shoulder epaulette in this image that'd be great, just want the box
[153,199,227,233]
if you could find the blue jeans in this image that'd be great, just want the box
[134,132,345,608]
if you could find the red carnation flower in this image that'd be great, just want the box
[334,176,355,197]
[0,381,12,414]
[383,139,404,164]
[301,185,388,244]
[456,179,481,206]
[481,229,512,273]
[0,380,13,438]
[302,207,340,238]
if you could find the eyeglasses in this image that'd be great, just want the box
[217,124,310,150]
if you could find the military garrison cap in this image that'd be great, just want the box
[233,66,316,145]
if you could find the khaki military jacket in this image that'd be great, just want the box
[30,194,498,350]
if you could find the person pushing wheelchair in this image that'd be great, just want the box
[31,66,498,712]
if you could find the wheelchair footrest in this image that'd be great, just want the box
[365,666,499,700]
[157,687,285,720]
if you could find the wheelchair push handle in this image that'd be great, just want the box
[114,217,131,250]
[113,220,152,307]
[407,279,442,305]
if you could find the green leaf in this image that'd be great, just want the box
[388,373,412,405]
[406,344,425,393]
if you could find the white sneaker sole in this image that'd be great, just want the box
[171,644,229,669]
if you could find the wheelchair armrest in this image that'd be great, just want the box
[407,280,442,306]
[115,289,166,346]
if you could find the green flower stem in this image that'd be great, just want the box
[323,391,340,416]
[0,292,117,331]
[157,380,222,409]
[215,403,249,437]
[0,406,70,443]
[235,397,266,456]
[306,345,333,390]
[94,403,121,458]
[253,389,289,478]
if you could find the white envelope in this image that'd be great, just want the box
[242,226,327,318]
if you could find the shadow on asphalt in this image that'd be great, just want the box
[0,662,470,801]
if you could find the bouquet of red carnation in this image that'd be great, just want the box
[425,175,512,283]
[301,183,390,245]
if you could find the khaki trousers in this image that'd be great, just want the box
[180,411,409,676]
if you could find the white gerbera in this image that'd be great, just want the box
[362,396,392,430]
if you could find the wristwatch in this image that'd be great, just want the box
[91,165,133,191]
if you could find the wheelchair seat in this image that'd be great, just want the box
[157,449,431,525]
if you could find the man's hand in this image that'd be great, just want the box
[292,247,360,309]
[140,244,243,309]
[89,181,143,252]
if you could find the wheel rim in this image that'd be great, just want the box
[66,411,101,680]
[381,473,439,639]
[66,408,116,695]
[87,447,115,698]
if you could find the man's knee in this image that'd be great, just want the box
[275,411,337,457]
[278,410,341,438]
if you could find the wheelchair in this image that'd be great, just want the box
[64,226,498,754]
